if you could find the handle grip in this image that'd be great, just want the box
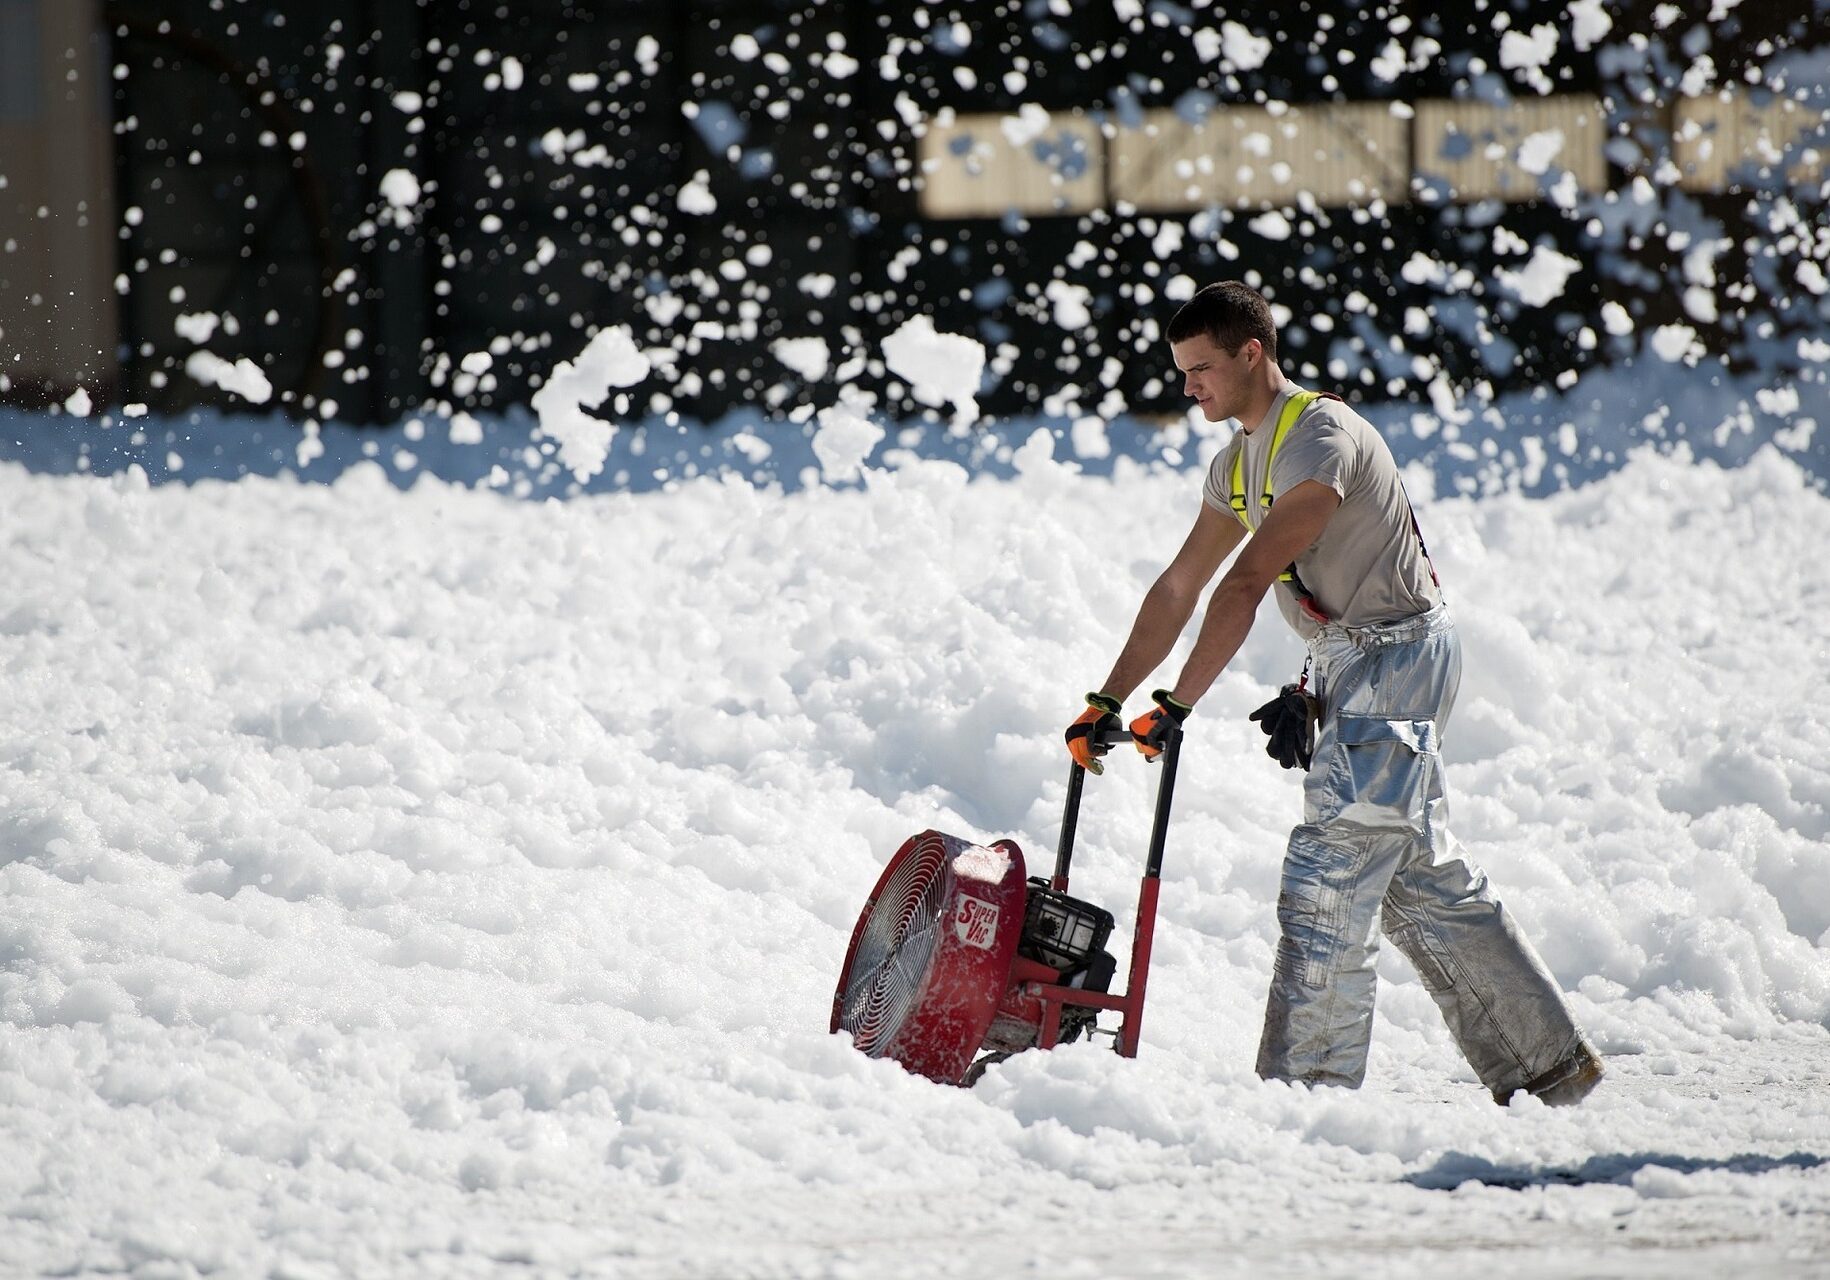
[1079,716,1178,758]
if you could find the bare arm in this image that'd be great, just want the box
[1099,502,1244,702]
[1167,478,1342,707]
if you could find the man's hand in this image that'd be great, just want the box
[1129,689,1192,760]
[1065,692,1123,774]
[1248,683,1321,770]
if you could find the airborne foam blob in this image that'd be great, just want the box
[1498,244,1584,306]
[881,315,985,426]
[379,168,421,214]
[184,351,273,404]
[771,336,831,382]
[530,326,653,482]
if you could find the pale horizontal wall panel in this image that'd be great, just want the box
[1109,103,1409,211]
[1413,96,1607,201]
[1676,91,1826,191]
[901,91,1816,216]
[917,110,1105,218]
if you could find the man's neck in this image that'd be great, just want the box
[1236,368,1290,434]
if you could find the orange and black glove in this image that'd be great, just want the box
[1129,689,1192,760]
[1065,692,1123,774]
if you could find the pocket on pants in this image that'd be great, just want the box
[1323,714,1438,833]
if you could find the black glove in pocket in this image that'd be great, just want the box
[1247,683,1321,771]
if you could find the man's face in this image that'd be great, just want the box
[1171,332,1259,423]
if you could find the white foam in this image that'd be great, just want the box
[0,433,1826,1276]
[881,315,985,426]
[174,312,220,344]
[379,168,421,211]
[1498,244,1583,306]
[811,395,883,481]
[529,326,652,481]
[771,336,830,382]
[953,843,1013,884]
[1220,21,1272,71]
[183,351,273,404]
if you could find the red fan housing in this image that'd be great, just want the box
[829,830,1027,1084]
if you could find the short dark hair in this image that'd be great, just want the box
[1166,281,1278,361]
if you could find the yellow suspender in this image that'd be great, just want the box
[1228,389,1325,592]
[1227,389,1323,529]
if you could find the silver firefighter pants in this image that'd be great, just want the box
[1255,604,1589,1096]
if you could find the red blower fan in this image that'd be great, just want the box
[831,720,1180,1085]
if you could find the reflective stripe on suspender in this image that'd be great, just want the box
[1228,388,1324,528]
[1228,391,1327,615]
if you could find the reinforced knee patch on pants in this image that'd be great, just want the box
[1274,832,1362,989]
[1383,917,1456,991]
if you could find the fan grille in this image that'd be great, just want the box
[836,834,950,1055]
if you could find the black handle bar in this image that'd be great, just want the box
[1084,721,1139,751]
[1054,718,1181,885]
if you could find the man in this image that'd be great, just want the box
[1066,281,1602,1105]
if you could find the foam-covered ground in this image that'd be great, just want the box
[2,436,1828,1277]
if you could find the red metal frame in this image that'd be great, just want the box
[1020,875,1160,1056]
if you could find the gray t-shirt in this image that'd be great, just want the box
[1201,385,1441,639]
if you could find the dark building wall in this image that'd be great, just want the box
[0,0,117,405]
[51,0,1830,424]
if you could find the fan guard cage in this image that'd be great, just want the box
[835,833,950,1055]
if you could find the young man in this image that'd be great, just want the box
[1066,281,1602,1105]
